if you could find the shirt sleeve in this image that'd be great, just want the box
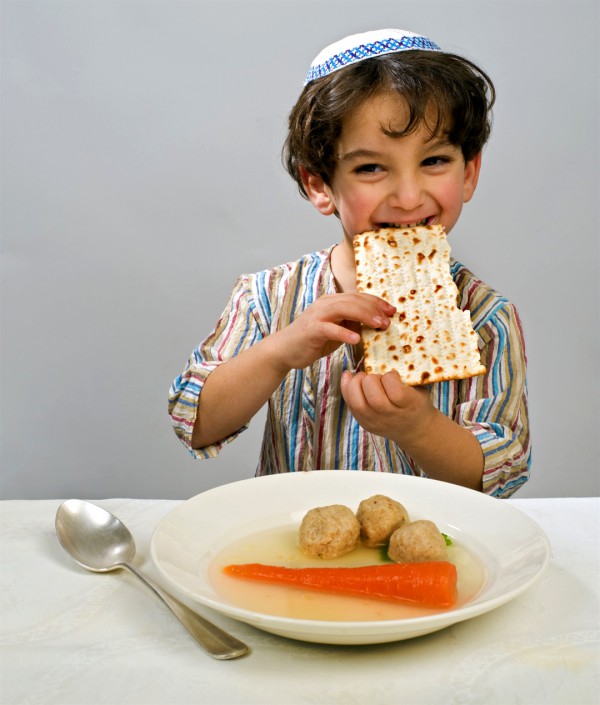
[454,301,531,497]
[167,275,265,459]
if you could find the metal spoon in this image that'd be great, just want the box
[55,499,249,660]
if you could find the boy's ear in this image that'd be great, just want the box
[463,152,482,203]
[300,167,337,215]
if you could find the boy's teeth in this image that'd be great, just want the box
[381,219,428,228]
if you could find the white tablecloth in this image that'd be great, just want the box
[1,497,598,705]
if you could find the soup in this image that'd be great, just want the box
[209,525,486,621]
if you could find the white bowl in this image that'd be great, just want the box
[150,471,550,645]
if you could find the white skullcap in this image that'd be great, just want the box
[304,28,441,85]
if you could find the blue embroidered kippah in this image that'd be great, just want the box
[304,28,441,85]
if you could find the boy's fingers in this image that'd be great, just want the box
[360,374,390,411]
[381,371,429,407]
[340,370,367,406]
[365,298,396,328]
[343,319,361,336]
[331,295,395,328]
[379,299,397,316]
[340,370,354,387]
[380,370,405,400]
[321,322,360,345]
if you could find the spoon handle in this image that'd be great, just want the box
[123,563,249,659]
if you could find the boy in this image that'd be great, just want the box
[169,29,530,497]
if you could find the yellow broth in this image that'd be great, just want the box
[209,526,486,621]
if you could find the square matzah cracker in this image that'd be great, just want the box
[353,225,486,386]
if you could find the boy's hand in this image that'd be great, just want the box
[272,293,396,371]
[340,369,435,446]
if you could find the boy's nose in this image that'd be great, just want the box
[387,174,424,211]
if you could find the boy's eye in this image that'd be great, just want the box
[422,155,452,167]
[354,163,383,174]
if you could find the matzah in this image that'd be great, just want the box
[353,225,486,386]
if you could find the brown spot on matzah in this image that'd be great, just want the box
[403,345,412,354]
[428,250,437,260]
[421,372,431,382]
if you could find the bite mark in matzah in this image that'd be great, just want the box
[353,225,486,386]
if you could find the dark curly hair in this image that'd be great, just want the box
[283,50,495,198]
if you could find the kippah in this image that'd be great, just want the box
[304,28,441,85]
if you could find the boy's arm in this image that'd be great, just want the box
[190,333,289,449]
[455,302,530,496]
[340,371,484,490]
[341,300,530,495]
[192,293,396,449]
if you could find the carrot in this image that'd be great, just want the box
[223,561,457,608]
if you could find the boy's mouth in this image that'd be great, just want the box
[376,217,435,229]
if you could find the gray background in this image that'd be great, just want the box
[2,0,598,500]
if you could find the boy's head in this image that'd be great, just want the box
[283,29,495,199]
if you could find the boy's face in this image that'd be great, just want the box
[305,93,481,241]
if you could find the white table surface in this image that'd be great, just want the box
[1,496,598,705]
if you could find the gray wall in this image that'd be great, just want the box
[2,0,598,500]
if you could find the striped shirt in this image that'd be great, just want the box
[169,246,530,498]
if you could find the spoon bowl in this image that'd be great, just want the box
[56,499,136,571]
[55,499,249,659]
